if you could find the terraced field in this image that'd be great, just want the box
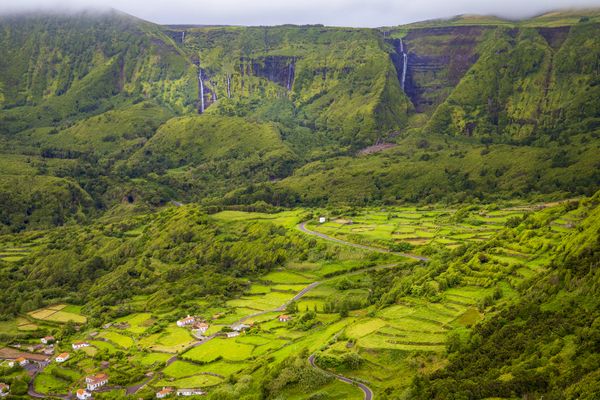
[305,205,543,251]
[28,304,87,324]
[12,200,587,399]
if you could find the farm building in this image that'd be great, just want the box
[193,322,209,333]
[55,353,69,363]
[15,357,28,366]
[86,373,109,390]
[72,342,90,350]
[278,315,291,322]
[176,388,205,396]
[76,389,91,399]
[318,217,326,223]
[176,315,195,327]
[40,336,55,344]
[226,331,240,338]
[156,387,174,398]
[0,383,9,397]
[231,323,250,332]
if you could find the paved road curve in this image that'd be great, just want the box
[298,222,429,262]
[308,354,373,400]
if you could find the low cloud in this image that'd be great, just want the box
[1,0,600,26]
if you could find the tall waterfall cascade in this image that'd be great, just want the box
[181,31,185,44]
[399,38,408,91]
[402,53,408,90]
[226,74,231,98]
[198,62,205,113]
[287,58,295,91]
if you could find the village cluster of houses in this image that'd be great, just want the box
[176,315,211,338]
[0,333,112,399]
[177,314,274,339]
[0,313,296,399]
[156,387,205,398]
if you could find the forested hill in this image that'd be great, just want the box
[0,9,599,231]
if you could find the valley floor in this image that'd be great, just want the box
[0,198,592,399]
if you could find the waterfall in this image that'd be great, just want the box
[198,63,205,113]
[399,38,403,53]
[181,31,185,44]
[226,74,231,98]
[287,58,295,90]
[402,53,407,91]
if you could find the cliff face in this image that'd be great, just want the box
[387,26,487,113]
[248,56,296,89]
[176,26,412,146]
[426,23,600,143]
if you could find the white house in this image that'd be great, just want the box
[176,388,205,396]
[231,323,250,332]
[55,353,69,363]
[0,383,9,397]
[318,217,326,223]
[193,322,209,333]
[15,357,28,366]
[72,342,90,350]
[278,315,291,322]
[76,389,92,399]
[41,336,55,344]
[226,331,240,338]
[86,373,109,391]
[156,387,174,398]
[176,315,195,327]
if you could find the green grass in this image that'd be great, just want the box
[139,352,172,366]
[155,374,223,388]
[345,318,388,338]
[33,367,74,395]
[227,291,296,311]
[139,326,195,353]
[261,270,315,284]
[282,378,363,399]
[163,360,206,378]
[98,331,134,348]
[193,360,250,376]
[115,313,154,334]
[28,305,87,324]
[89,340,120,354]
[183,338,254,362]
[455,307,482,327]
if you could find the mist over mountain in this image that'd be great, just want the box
[2,1,600,26]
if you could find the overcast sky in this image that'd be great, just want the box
[1,0,600,26]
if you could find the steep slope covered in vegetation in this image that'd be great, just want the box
[409,195,600,399]
[0,9,598,232]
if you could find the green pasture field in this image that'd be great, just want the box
[155,374,223,388]
[183,338,254,362]
[114,312,154,334]
[99,331,135,348]
[89,340,120,354]
[226,291,295,311]
[28,304,87,324]
[139,326,195,353]
[305,205,530,251]
[138,352,172,366]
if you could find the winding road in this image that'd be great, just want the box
[123,261,401,395]
[308,354,373,400]
[298,222,429,262]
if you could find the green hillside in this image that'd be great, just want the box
[0,10,598,231]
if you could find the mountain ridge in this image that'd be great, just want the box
[0,7,598,231]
